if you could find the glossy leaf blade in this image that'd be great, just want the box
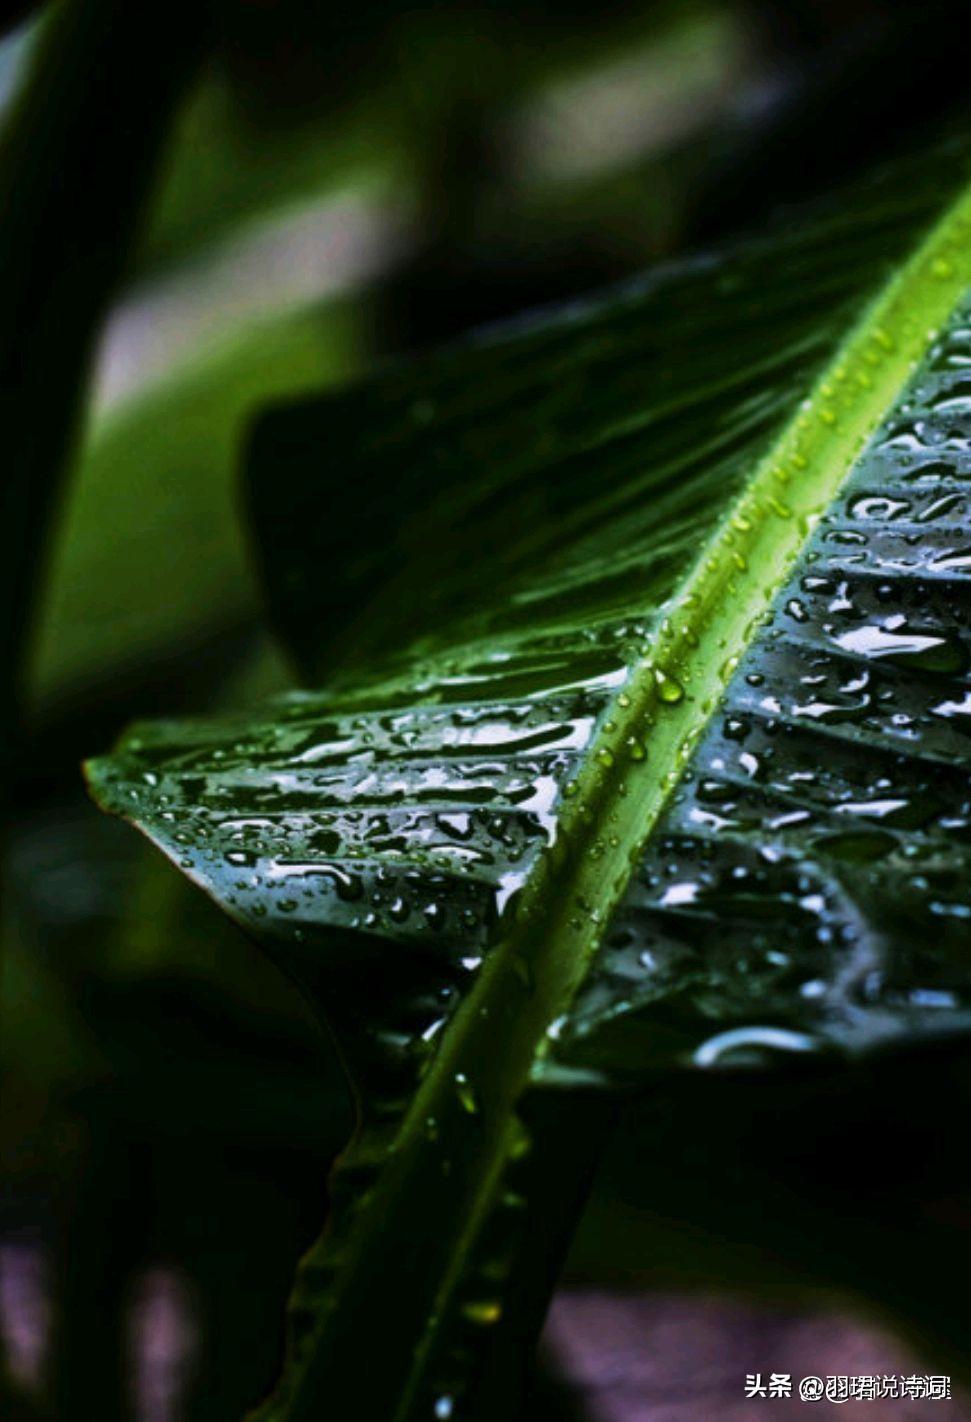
[88,143,971,1421]
[552,290,971,1080]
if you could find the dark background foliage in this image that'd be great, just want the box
[3,2,971,1418]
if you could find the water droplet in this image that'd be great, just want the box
[654,667,684,703]
[834,620,966,674]
[453,1072,479,1114]
[461,1300,502,1326]
[694,1026,817,1068]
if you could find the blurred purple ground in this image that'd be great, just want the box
[2,1238,968,1419]
[0,1240,196,1422]
[544,1291,970,1421]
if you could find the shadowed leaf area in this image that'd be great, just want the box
[88,137,971,1420]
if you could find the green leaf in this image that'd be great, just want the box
[0,0,207,769]
[30,304,357,714]
[133,68,401,281]
[88,141,971,1418]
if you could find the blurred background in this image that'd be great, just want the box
[5,1,971,1417]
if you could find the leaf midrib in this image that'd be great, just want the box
[279,183,971,1420]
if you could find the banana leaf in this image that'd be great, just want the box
[88,137,971,1419]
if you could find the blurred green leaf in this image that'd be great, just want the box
[0,0,208,769]
[30,303,359,715]
[135,68,405,280]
